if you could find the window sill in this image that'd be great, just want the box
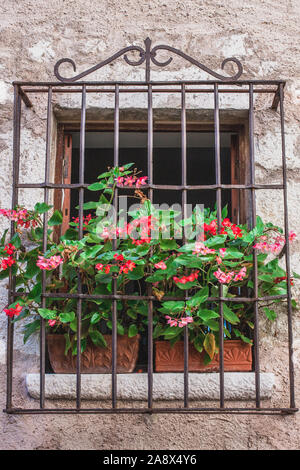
[26,372,274,401]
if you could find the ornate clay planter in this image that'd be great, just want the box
[155,339,252,372]
[47,334,140,374]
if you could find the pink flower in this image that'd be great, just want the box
[289,231,297,242]
[165,315,193,328]
[213,268,234,284]
[219,248,227,258]
[193,242,216,256]
[116,176,124,185]
[48,319,56,327]
[178,317,194,328]
[154,261,167,270]
[36,255,63,271]
[136,176,148,187]
[233,267,247,282]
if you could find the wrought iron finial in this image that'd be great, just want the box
[53,38,243,82]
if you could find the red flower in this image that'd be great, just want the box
[113,253,124,262]
[120,260,136,274]
[4,244,15,255]
[4,303,22,318]
[173,271,199,284]
[1,256,15,270]
[95,263,111,274]
[274,276,294,286]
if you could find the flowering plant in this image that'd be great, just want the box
[0,163,298,363]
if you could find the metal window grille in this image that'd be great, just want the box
[5,38,297,415]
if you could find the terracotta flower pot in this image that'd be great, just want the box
[47,334,140,374]
[155,339,252,372]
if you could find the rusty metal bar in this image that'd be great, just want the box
[181,84,189,408]
[16,183,285,190]
[35,292,288,302]
[10,289,288,303]
[76,85,86,410]
[249,83,261,408]
[279,83,295,409]
[6,85,21,412]
[214,83,225,408]
[14,79,287,86]
[147,84,153,410]
[4,407,298,415]
[112,84,119,408]
[40,86,52,408]
[22,87,278,95]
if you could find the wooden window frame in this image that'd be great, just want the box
[54,121,248,237]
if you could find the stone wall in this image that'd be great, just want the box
[0,0,300,450]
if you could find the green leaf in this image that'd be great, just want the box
[205,235,227,248]
[0,229,8,245]
[187,286,209,308]
[23,320,40,343]
[60,228,79,241]
[161,301,185,312]
[160,239,178,251]
[90,312,101,324]
[28,283,42,302]
[59,312,76,323]
[233,328,253,344]
[128,324,138,337]
[64,334,71,355]
[34,202,52,214]
[24,258,40,279]
[10,233,21,249]
[223,304,240,325]
[127,265,145,280]
[48,210,63,226]
[203,333,216,360]
[163,326,182,339]
[263,307,277,321]
[38,308,57,320]
[89,330,107,347]
[198,309,219,322]
[87,182,105,191]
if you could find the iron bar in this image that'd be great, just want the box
[22,88,279,95]
[249,84,261,408]
[40,86,52,409]
[112,84,119,408]
[4,407,298,415]
[214,83,225,408]
[14,80,287,86]
[75,85,86,410]
[16,183,285,190]
[6,85,21,412]
[11,291,288,303]
[147,84,153,410]
[279,83,295,409]
[181,84,189,408]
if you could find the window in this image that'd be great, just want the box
[5,38,296,414]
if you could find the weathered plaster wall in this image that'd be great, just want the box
[1,0,300,450]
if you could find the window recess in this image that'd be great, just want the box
[6,38,297,415]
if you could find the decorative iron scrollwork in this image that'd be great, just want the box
[54,37,243,82]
